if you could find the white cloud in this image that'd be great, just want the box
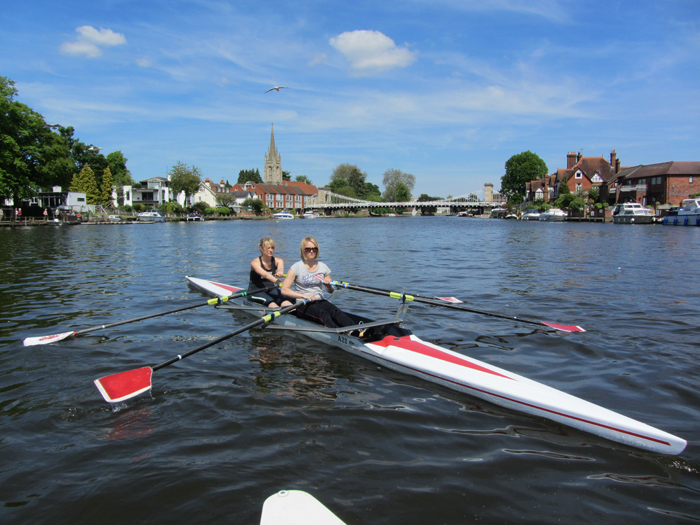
[329,30,417,74]
[60,26,126,58]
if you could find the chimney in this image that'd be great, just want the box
[616,158,620,173]
[610,150,617,170]
[577,151,582,162]
[567,152,577,169]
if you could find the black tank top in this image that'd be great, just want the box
[249,256,276,290]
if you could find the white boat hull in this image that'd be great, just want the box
[185,276,686,455]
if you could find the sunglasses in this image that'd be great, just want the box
[304,247,318,253]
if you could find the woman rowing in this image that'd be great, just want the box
[281,236,355,328]
[248,237,293,308]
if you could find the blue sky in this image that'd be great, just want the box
[2,0,699,198]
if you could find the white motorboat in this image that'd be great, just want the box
[273,212,294,220]
[678,198,700,217]
[137,210,166,223]
[539,208,567,221]
[186,213,204,221]
[521,209,541,221]
[612,203,654,224]
[301,211,320,219]
[108,215,123,222]
[176,276,686,455]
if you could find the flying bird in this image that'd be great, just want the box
[265,86,289,93]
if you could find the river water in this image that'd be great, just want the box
[1,217,699,524]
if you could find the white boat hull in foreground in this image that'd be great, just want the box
[186,276,686,455]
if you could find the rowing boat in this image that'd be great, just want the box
[186,276,686,455]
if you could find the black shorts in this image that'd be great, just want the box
[248,288,287,307]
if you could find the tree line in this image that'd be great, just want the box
[499,150,594,212]
[1,76,133,206]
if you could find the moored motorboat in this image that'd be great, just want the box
[612,202,654,224]
[108,215,123,222]
[301,211,320,219]
[539,208,567,221]
[137,210,166,223]
[678,198,700,217]
[521,209,541,221]
[186,213,204,221]
[273,212,294,220]
[185,276,686,455]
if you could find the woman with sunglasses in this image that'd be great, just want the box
[248,237,293,308]
[281,236,355,328]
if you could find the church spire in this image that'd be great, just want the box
[264,123,282,184]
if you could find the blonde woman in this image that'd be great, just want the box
[248,238,293,308]
[281,236,354,328]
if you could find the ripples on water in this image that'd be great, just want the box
[1,218,699,523]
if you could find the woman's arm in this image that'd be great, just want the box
[323,274,334,293]
[251,258,279,283]
[281,270,316,301]
[274,257,285,278]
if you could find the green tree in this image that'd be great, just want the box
[363,182,382,201]
[330,164,370,198]
[500,151,548,204]
[169,161,202,205]
[100,166,114,206]
[242,198,265,213]
[106,151,134,188]
[71,165,101,204]
[417,194,443,202]
[282,170,291,181]
[0,77,74,201]
[237,168,262,184]
[382,168,415,202]
[295,175,313,185]
[394,182,411,202]
[215,194,236,207]
[588,186,600,203]
[329,178,356,198]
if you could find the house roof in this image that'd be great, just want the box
[557,156,617,183]
[620,161,700,180]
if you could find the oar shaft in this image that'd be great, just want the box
[333,281,581,331]
[152,301,303,372]
[26,283,277,346]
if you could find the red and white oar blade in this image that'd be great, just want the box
[23,331,76,347]
[541,321,586,333]
[94,367,153,404]
[434,296,463,304]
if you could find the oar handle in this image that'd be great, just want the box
[152,300,305,372]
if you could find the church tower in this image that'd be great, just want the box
[264,123,283,184]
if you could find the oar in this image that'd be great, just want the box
[332,281,585,333]
[94,300,306,404]
[23,283,278,347]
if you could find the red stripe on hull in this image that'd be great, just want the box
[373,336,513,380]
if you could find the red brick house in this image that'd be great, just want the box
[608,161,700,206]
[230,180,318,212]
[526,151,620,203]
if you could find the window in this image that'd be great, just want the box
[575,171,583,179]
[576,183,582,192]
[691,176,694,183]
[651,176,662,185]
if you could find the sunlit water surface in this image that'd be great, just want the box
[1,217,699,524]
